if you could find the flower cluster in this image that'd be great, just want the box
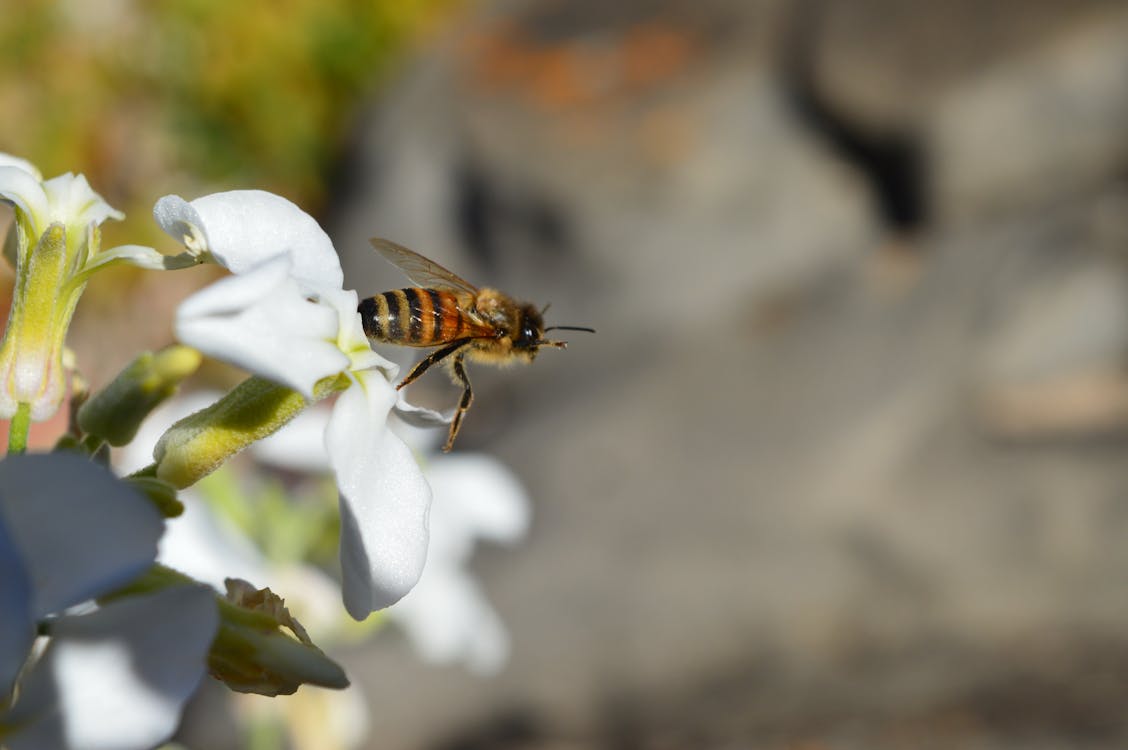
[0,155,531,749]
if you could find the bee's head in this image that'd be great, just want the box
[516,303,595,355]
[514,304,547,353]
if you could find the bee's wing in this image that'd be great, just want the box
[369,238,479,295]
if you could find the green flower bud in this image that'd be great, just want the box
[77,345,202,446]
[210,578,349,696]
[153,374,348,489]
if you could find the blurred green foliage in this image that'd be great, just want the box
[0,0,454,238]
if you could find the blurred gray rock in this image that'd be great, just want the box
[930,9,1128,219]
[325,0,1128,747]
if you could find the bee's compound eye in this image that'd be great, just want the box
[516,305,544,349]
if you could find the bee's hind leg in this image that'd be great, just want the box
[443,352,473,452]
[399,340,468,389]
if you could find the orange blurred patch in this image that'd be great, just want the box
[461,18,698,114]
[638,105,695,166]
[621,22,695,90]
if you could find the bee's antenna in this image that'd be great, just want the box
[544,325,596,333]
[539,325,593,350]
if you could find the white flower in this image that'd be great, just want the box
[0,158,119,245]
[0,156,123,420]
[387,450,530,675]
[0,453,217,750]
[236,678,370,750]
[153,191,442,616]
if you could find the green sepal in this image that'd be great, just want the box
[153,373,349,489]
[0,223,75,422]
[125,475,185,518]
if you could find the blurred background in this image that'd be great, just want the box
[7,0,1128,747]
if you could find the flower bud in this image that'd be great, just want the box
[153,374,348,488]
[209,578,348,696]
[77,345,202,446]
[0,223,74,420]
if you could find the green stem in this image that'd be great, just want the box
[8,402,30,454]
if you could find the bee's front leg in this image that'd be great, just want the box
[443,352,473,452]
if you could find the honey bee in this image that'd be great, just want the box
[359,238,594,452]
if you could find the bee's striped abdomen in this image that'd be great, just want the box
[360,288,471,346]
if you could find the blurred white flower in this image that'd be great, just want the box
[124,396,369,749]
[153,190,441,616]
[260,410,532,673]
[387,451,530,675]
[236,676,370,750]
[121,393,345,639]
[0,453,217,750]
[4,586,218,750]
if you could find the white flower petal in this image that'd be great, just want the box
[426,454,530,553]
[176,251,292,320]
[158,490,273,593]
[393,393,455,428]
[0,153,43,180]
[253,404,333,473]
[156,190,343,293]
[0,454,163,618]
[5,586,218,750]
[327,370,431,617]
[175,255,348,397]
[0,512,34,697]
[153,194,208,254]
[0,166,49,234]
[42,172,123,228]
